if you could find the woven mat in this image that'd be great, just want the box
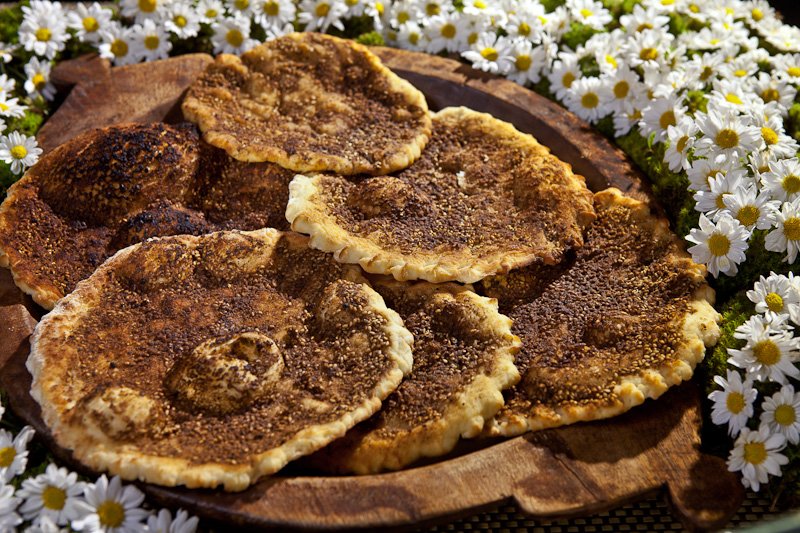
[421,491,787,532]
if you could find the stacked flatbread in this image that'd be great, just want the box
[0,32,720,490]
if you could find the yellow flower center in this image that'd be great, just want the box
[788,66,800,77]
[83,16,99,32]
[783,175,800,195]
[762,127,779,146]
[562,71,576,88]
[752,8,764,21]
[315,2,329,16]
[582,93,599,109]
[775,404,796,426]
[661,0,674,5]
[605,54,617,68]
[97,501,126,528]
[264,0,280,14]
[734,69,747,78]
[480,47,498,61]
[715,194,727,210]
[762,88,781,103]
[725,93,743,105]
[515,55,531,71]
[715,128,739,149]
[613,80,629,99]
[710,38,720,45]
[689,3,699,13]
[397,11,409,23]
[785,217,800,241]
[517,22,531,36]
[765,292,784,313]
[174,14,187,27]
[0,102,8,111]
[426,3,440,16]
[736,205,760,227]
[744,442,767,465]
[659,110,676,130]
[636,22,653,32]
[110,39,129,57]
[32,73,46,90]
[408,32,419,45]
[580,8,593,18]
[41,486,67,511]
[205,8,218,17]
[374,2,383,14]
[467,32,478,45]
[139,0,157,13]
[234,0,249,9]
[473,0,487,8]
[10,145,27,160]
[440,23,456,39]
[707,233,731,256]
[0,447,15,467]
[144,35,160,50]
[753,340,781,366]
[639,48,658,61]
[726,391,745,414]
[226,29,244,47]
[35,28,52,42]
[700,66,713,81]
[676,135,689,153]
[346,0,358,5]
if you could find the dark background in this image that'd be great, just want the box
[772,0,799,26]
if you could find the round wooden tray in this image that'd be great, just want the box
[0,48,743,531]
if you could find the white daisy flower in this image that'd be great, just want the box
[253,0,296,31]
[694,172,747,220]
[752,115,799,160]
[120,0,170,23]
[664,116,698,173]
[72,475,149,533]
[17,464,86,526]
[298,0,348,33]
[773,53,800,84]
[723,186,779,232]
[19,2,68,60]
[693,105,762,162]
[418,0,449,18]
[504,6,544,41]
[728,318,800,384]
[762,158,800,203]
[0,132,43,175]
[67,3,113,43]
[388,0,421,27]
[98,23,141,66]
[226,0,253,16]
[196,0,225,23]
[502,37,546,86]
[24,57,56,101]
[462,33,510,74]
[741,0,775,27]
[0,481,22,531]
[133,19,172,62]
[540,5,571,38]
[683,51,725,90]
[708,78,757,111]
[753,72,797,112]
[766,198,800,264]
[211,15,258,55]
[709,370,758,437]
[0,426,35,482]
[165,2,201,39]
[639,93,686,144]
[145,509,199,533]
[625,29,673,69]
[613,105,643,137]
[599,65,642,115]
[567,0,611,30]
[424,12,468,54]
[618,3,669,35]
[687,158,745,193]
[0,96,27,119]
[396,21,425,51]
[748,272,800,322]
[564,76,607,124]
[343,0,367,17]
[686,213,750,278]
[761,385,800,445]
[264,21,294,41]
[728,426,788,492]
[24,515,69,533]
[547,51,581,101]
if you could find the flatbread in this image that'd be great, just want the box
[480,188,721,436]
[0,122,294,309]
[27,229,413,491]
[310,279,520,474]
[182,32,431,175]
[287,106,596,284]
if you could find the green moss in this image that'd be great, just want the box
[356,31,385,46]
[540,0,566,12]
[668,13,691,35]
[594,115,615,138]
[685,89,708,114]
[0,2,24,45]
[787,102,800,141]
[578,55,600,77]
[7,110,43,137]
[562,22,598,50]
[601,0,641,17]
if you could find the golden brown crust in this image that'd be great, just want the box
[28,229,414,491]
[287,106,596,284]
[0,122,294,310]
[481,188,721,436]
[181,32,431,175]
[310,279,520,474]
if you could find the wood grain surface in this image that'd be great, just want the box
[1,49,743,531]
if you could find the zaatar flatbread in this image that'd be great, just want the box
[287,106,596,284]
[28,229,413,491]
